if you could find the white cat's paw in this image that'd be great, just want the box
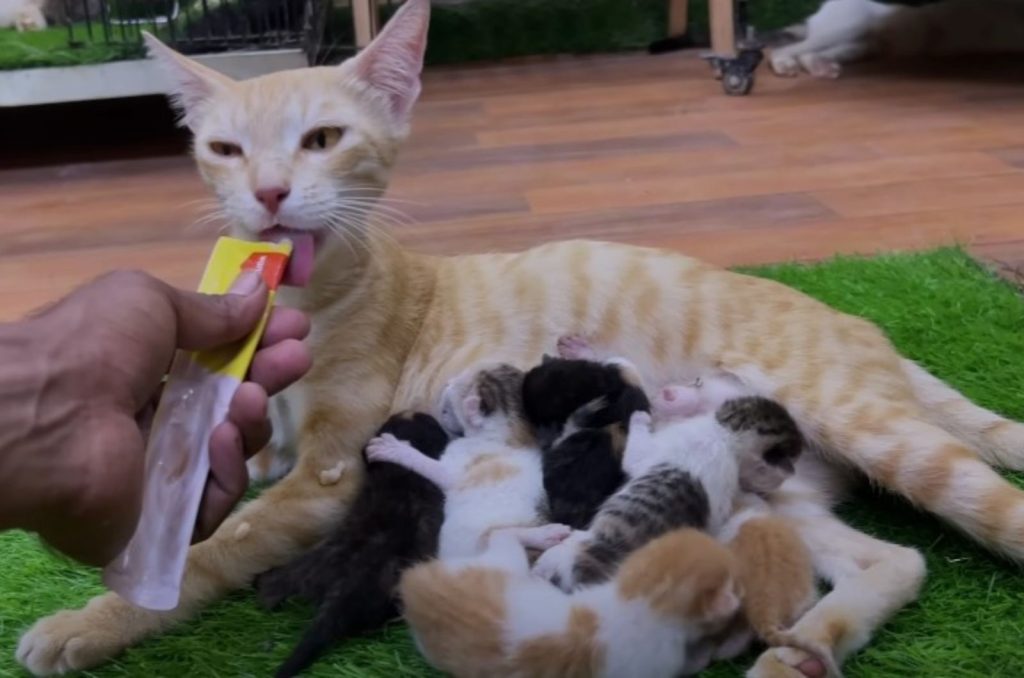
[747,646,824,678]
[556,334,596,360]
[770,53,801,77]
[802,54,842,79]
[629,410,653,430]
[17,609,124,675]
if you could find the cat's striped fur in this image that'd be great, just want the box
[15,1,1020,675]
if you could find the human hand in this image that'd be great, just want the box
[0,270,311,566]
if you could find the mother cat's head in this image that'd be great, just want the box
[145,0,430,285]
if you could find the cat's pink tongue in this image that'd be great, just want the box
[259,227,315,287]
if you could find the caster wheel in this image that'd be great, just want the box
[722,71,754,96]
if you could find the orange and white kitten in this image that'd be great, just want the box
[400,527,743,678]
[365,362,559,560]
[17,1,1023,676]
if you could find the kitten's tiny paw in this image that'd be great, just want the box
[365,434,403,463]
[531,540,578,592]
[630,410,653,429]
[253,569,293,610]
[556,334,595,360]
[521,524,573,550]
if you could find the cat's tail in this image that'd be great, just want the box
[274,574,399,678]
[902,359,1024,470]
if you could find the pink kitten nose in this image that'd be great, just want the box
[661,387,677,402]
[255,186,290,215]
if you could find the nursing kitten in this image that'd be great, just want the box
[535,396,803,591]
[400,526,743,678]
[253,411,447,678]
[771,0,1024,78]
[522,337,650,529]
[367,363,556,560]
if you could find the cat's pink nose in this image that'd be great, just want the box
[255,186,290,215]
[662,387,677,402]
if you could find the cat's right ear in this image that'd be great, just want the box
[143,31,233,129]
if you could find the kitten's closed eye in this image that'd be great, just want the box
[209,141,243,158]
[301,126,346,152]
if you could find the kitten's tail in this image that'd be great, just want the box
[274,576,399,678]
[902,359,1024,470]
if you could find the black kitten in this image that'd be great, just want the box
[522,353,650,529]
[254,412,447,678]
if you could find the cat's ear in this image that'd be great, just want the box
[143,31,233,128]
[461,394,485,429]
[347,0,430,123]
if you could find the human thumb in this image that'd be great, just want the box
[167,271,268,350]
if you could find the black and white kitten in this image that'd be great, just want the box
[254,412,447,678]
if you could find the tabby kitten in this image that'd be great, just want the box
[535,397,802,591]
[252,412,447,678]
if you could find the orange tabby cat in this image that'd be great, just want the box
[15,1,1024,675]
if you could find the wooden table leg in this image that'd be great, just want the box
[709,0,736,58]
[667,0,688,36]
[352,0,379,49]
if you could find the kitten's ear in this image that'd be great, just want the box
[461,394,485,428]
[347,0,430,123]
[143,31,233,128]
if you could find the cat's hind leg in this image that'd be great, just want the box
[748,495,925,678]
[903,359,1024,471]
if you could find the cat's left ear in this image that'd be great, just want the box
[347,0,430,124]
[143,31,234,128]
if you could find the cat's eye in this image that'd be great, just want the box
[209,141,243,158]
[301,126,345,152]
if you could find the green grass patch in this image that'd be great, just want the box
[3,247,1023,676]
[0,25,141,70]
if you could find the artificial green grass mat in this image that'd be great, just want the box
[2,247,1024,676]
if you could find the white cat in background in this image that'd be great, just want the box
[771,0,1024,78]
[0,0,45,30]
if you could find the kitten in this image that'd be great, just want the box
[400,526,743,678]
[253,411,447,678]
[771,0,1024,78]
[534,395,803,591]
[367,362,554,560]
[522,335,651,529]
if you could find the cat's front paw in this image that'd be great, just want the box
[365,433,405,464]
[520,523,573,550]
[802,54,842,79]
[17,606,128,675]
[556,334,596,360]
[770,53,801,78]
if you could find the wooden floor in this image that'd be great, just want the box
[2,51,1024,320]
